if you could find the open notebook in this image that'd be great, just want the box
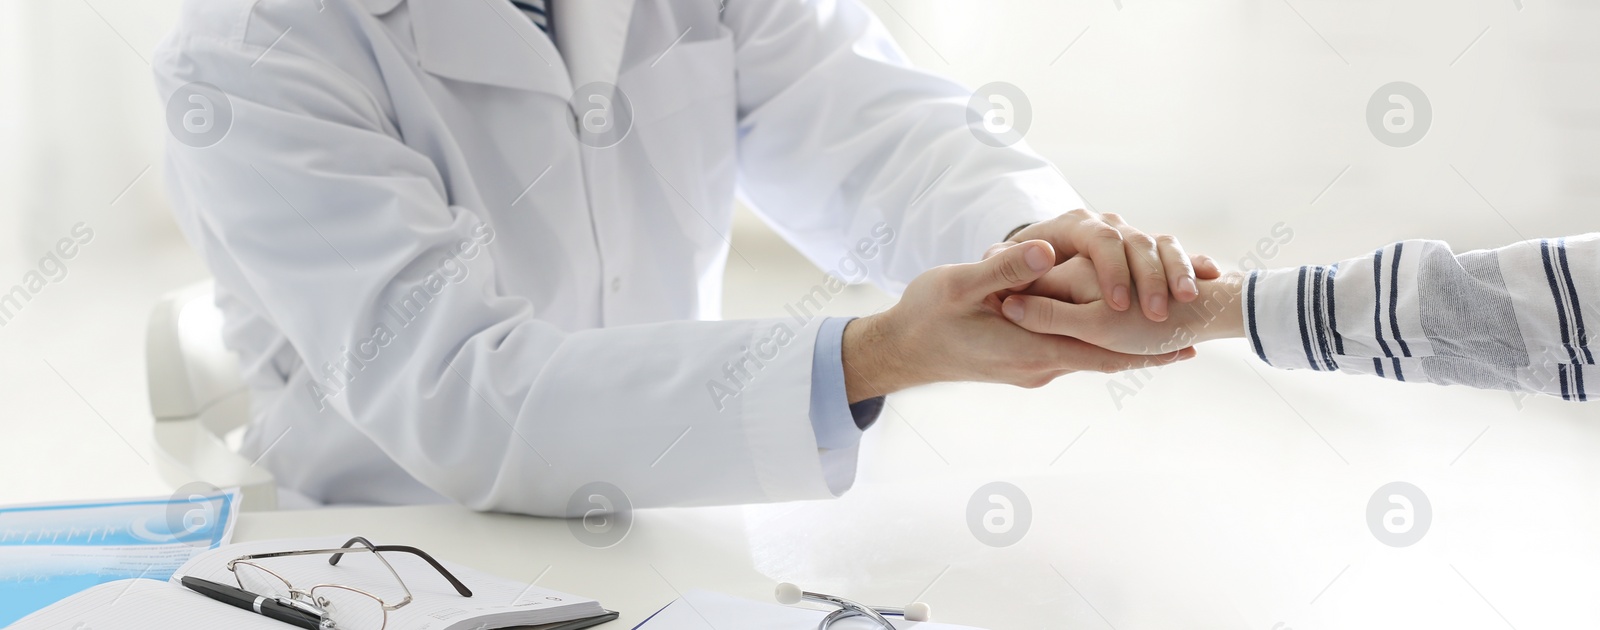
[10,535,613,630]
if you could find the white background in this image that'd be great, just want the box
[1,1,1596,628]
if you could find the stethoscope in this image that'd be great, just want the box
[775,583,932,629]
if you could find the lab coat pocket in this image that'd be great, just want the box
[622,31,738,250]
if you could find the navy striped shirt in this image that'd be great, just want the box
[1244,234,1597,402]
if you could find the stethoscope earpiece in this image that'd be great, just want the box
[902,601,931,623]
[775,582,805,606]
[775,582,933,628]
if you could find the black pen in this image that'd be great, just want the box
[180,575,326,630]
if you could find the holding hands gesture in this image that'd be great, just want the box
[999,210,1219,322]
[983,208,1244,358]
[879,210,1598,407]
[843,208,1227,402]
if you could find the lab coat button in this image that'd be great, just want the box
[610,277,622,292]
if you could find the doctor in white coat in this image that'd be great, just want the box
[153,0,1209,515]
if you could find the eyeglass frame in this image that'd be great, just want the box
[224,536,474,627]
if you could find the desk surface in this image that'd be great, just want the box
[17,295,1587,630]
[235,342,1600,630]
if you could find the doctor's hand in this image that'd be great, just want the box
[840,240,1196,403]
[998,256,1247,356]
[1000,210,1222,322]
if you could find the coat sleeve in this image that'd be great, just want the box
[723,0,1076,293]
[152,6,839,516]
[1243,233,1599,402]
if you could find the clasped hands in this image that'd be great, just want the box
[842,209,1248,403]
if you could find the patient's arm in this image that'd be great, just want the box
[998,256,1244,355]
[1003,234,1598,401]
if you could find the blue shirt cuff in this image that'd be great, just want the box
[809,317,884,450]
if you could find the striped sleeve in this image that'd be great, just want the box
[1242,233,1598,401]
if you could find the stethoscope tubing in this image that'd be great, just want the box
[820,606,910,629]
[801,589,902,629]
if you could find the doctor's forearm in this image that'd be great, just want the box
[841,314,921,404]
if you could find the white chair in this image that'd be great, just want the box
[146,281,278,510]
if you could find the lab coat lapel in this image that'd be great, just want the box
[394,0,573,98]
[550,0,636,89]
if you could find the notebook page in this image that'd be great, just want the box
[8,578,284,630]
[173,535,603,629]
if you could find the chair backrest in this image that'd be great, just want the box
[146,281,277,510]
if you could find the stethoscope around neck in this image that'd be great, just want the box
[775,583,932,629]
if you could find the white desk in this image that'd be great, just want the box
[233,343,1600,630]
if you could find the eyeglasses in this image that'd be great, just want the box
[226,536,473,630]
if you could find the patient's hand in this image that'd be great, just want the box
[998,256,1247,355]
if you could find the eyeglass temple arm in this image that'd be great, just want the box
[329,536,474,597]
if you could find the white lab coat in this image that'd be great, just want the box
[152,0,1080,515]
